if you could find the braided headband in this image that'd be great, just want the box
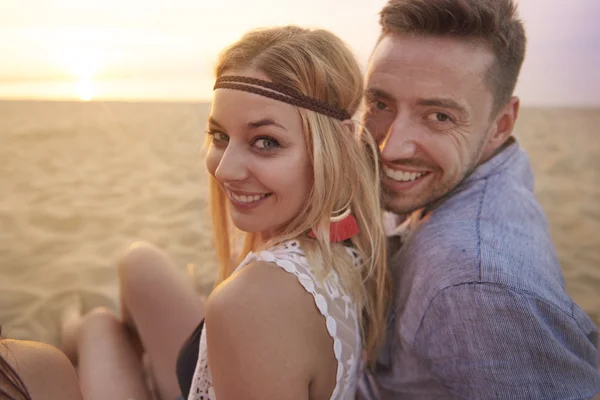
[213,76,351,121]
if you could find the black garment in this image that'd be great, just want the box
[176,320,204,399]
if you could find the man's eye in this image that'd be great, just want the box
[426,112,452,123]
[374,101,388,111]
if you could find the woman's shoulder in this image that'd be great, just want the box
[223,240,358,333]
[207,257,330,349]
[210,258,317,328]
[1,339,83,400]
[204,260,326,394]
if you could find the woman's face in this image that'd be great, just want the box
[205,70,313,238]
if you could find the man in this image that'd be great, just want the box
[359,0,600,398]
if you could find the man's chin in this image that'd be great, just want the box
[384,200,426,216]
[383,178,460,215]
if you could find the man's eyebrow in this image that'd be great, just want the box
[417,98,470,116]
[365,88,471,117]
[365,87,396,102]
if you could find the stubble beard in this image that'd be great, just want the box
[382,136,489,216]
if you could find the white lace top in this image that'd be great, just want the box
[187,240,363,400]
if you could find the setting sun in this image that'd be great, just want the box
[60,48,101,101]
[77,76,94,101]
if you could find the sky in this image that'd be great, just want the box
[0,0,598,106]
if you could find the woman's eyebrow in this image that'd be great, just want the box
[247,118,287,131]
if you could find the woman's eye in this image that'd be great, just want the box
[207,130,229,143]
[253,137,280,150]
[214,131,229,142]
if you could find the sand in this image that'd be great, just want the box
[0,101,598,350]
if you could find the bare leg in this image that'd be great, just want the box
[60,293,84,364]
[74,307,153,400]
[119,242,205,400]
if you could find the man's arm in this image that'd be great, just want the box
[414,282,600,399]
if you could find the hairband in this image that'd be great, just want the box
[213,75,351,121]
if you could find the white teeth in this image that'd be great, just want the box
[383,166,427,182]
[229,191,267,203]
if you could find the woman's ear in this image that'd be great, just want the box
[342,119,356,135]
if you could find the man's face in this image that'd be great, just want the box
[364,34,502,215]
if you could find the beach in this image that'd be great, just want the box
[0,100,598,348]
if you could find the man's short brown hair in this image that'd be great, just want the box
[379,0,526,112]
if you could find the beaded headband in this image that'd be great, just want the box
[213,76,351,121]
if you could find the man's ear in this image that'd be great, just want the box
[492,96,520,145]
[482,96,520,158]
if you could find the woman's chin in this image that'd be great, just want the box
[230,219,262,234]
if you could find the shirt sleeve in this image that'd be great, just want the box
[413,282,600,399]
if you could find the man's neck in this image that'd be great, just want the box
[480,136,516,165]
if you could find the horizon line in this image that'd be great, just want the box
[1,97,599,110]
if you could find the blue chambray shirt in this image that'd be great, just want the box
[360,140,600,399]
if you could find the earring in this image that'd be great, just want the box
[308,207,360,242]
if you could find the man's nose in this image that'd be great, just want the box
[379,115,419,162]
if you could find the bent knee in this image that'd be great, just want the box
[4,340,81,398]
[119,242,175,298]
[119,241,170,279]
[79,307,121,336]
[83,307,120,326]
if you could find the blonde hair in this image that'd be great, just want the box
[208,26,391,365]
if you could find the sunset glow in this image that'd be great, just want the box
[0,0,597,105]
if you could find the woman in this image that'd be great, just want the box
[183,25,390,400]
[0,328,83,400]
[64,25,390,400]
